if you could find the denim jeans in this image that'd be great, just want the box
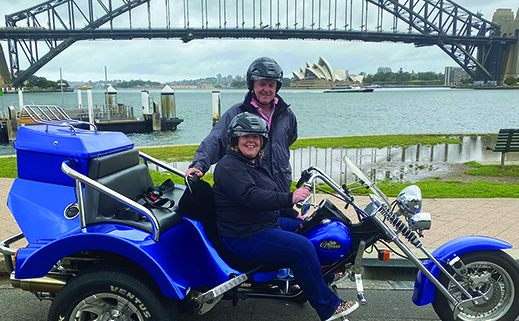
[221,228,341,320]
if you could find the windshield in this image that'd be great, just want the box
[343,155,391,208]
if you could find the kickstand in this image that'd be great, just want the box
[232,287,239,307]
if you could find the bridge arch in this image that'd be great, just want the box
[0,0,516,86]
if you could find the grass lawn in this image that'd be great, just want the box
[2,134,516,198]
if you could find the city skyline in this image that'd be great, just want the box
[0,0,517,83]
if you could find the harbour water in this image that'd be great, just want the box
[1,87,517,147]
[0,87,517,182]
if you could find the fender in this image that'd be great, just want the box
[15,219,236,300]
[412,235,512,306]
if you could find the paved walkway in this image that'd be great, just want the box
[1,178,519,271]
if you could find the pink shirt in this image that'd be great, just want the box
[251,97,278,129]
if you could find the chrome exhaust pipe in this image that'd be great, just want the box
[10,272,67,293]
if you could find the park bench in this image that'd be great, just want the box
[486,129,519,166]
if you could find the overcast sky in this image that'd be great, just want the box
[1,0,517,82]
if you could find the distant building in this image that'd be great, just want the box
[377,67,392,74]
[444,67,469,85]
[291,57,362,88]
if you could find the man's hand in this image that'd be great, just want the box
[185,167,203,177]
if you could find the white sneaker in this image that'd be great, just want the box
[325,301,359,321]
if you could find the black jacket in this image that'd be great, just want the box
[190,91,298,192]
[213,148,298,239]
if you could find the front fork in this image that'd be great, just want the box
[368,212,489,319]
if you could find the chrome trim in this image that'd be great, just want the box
[0,233,25,273]
[138,151,186,178]
[61,161,161,242]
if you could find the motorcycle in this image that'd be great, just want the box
[1,113,519,321]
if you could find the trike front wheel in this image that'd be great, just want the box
[432,250,519,321]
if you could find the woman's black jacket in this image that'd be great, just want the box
[213,148,298,239]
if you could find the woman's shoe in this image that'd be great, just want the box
[325,300,359,321]
[330,272,347,287]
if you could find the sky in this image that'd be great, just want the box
[0,0,518,83]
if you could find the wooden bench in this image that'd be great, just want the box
[486,129,519,166]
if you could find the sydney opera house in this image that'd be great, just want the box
[290,57,364,89]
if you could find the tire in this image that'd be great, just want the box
[47,265,178,321]
[432,250,519,321]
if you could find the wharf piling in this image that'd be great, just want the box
[212,90,220,127]
[160,85,182,130]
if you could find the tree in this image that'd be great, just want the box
[503,77,517,86]
[464,78,473,85]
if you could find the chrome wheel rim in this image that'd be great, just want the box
[70,293,144,321]
[447,260,514,321]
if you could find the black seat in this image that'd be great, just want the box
[84,148,183,236]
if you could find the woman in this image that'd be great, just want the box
[213,112,358,321]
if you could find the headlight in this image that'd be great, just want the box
[409,212,431,231]
[396,185,422,215]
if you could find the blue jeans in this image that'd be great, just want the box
[221,228,341,320]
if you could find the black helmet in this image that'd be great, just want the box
[246,57,283,93]
[227,112,269,149]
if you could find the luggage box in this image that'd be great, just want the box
[15,126,134,186]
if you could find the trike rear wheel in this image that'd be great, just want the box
[47,265,178,321]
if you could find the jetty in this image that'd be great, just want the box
[0,85,184,143]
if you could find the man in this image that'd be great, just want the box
[186,57,297,194]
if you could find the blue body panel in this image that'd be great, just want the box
[412,236,512,306]
[15,219,249,300]
[8,179,79,243]
[304,220,352,265]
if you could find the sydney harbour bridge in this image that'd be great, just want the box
[0,0,517,87]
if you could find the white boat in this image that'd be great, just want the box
[323,85,374,93]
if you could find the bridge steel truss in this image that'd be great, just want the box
[1,0,517,87]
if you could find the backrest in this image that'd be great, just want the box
[84,149,153,223]
[497,129,519,150]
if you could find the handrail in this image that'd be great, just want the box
[138,151,186,179]
[0,232,25,273]
[61,161,161,242]
[23,105,98,134]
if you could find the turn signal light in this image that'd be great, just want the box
[378,250,390,261]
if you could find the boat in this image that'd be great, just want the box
[367,84,382,89]
[323,85,374,93]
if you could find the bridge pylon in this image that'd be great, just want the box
[493,9,519,81]
[0,44,11,89]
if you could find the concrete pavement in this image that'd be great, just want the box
[1,177,519,274]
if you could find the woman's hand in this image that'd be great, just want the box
[292,186,310,204]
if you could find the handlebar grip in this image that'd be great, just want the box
[295,176,306,189]
[185,174,199,193]
[295,169,311,188]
